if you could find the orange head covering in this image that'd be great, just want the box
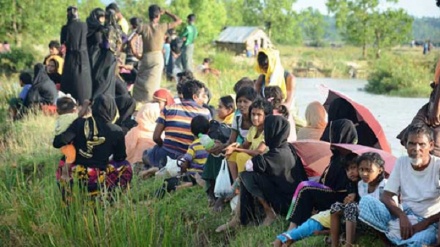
[153,89,175,106]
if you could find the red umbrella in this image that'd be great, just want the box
[320,85,391,153]
[331,143,397,174]
[291,140,332,177]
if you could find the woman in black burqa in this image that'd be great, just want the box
[24,63,58,109]
[216,115,308,232]
[86,8,105,71]
[90,9,123,99]
[60,6,92,104]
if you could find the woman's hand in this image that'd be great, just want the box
[224,143,239,156]
[343,194,356,204]
[207,140,225,155]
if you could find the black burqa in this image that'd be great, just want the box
[53,94,127,170]
[61,14,92,104]
[90,10,121,99]
[239,115,308,225]
[287,119,358,226]
[24,63,58,108]
[114,76,136,133]
[321,98,377,148]
[86,8,105,71]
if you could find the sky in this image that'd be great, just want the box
[294,0,438,18]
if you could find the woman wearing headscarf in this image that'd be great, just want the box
[91,9,123,99]
[216,115,308,231]
[60,6,92,104]
[321,98,378,148]
[24,63,58,109]
[297,101,327,140]
[53,94,132,199]
[286,119,358,230]
[86,8,106,70]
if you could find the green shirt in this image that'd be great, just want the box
[181,24,198,46]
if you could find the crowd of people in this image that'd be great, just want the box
[7,2,440,247]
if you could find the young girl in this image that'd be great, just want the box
[225,99,272,181]
[264,86,296,142]
[330,152,387,247]
[273,154,359,247]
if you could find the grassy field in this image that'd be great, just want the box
[0,44,422,246]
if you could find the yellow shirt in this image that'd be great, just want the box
[310,210,331,228]
[246,126,266,150]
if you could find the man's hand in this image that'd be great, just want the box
[412,220,429,235]
[399,214,414,240]
[206,140,224,155]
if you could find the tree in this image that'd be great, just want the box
[78,0,105,19]
[327,0,413,57]
[299,7,327,46]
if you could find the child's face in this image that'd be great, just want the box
[251,108,265,127]
[217,101,231,119]
[359,160,383,184]
[46,61,57,74]
[236,97,252,116]
[49,47,59,55]
[346,163,359,182]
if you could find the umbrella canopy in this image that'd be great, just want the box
[331,143,397,175]
[291,140,332,177]
[320,85,391,153]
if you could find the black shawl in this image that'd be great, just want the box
[24,63,57,107]
[252,115,308,186]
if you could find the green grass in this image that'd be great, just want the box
[0,45,414,246]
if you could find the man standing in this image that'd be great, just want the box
[131,5,181,103]
[106,3,129,34]
[359,124,440,246]
[142,80,211,175]
[180,14,198,71]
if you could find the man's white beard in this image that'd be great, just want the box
[409,157,423,167]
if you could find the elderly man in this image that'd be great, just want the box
[359,124,440,246]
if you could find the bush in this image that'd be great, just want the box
[0,48,35,74]
[366,54,432,97]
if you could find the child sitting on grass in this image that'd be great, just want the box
[54,96,78,182]
[330,152,387,247]
[8,72,33,120]
[273,154,360,247]
[155,116,210,197]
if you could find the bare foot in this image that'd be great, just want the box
[213,197,224,212]
[272,239,283,247]
[215,217,239,233]
[287,222,297,231]
[262,210,277,226]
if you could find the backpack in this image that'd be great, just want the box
[208,120,231,144]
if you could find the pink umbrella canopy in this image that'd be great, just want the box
[291,140,332,177]
[320,85,391,153]
[331,143,397,174]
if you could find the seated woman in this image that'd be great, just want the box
[321,98,377,148]
[19,63,57,118]
[216,115,308,231]
[53,94,132,201]
[126,89,174,174]
[46,58,62,89]
[297,101,327,140]
[286,119,358,230]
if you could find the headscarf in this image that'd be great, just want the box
[254,48,286,99]
[33,63,53,87]
[251,115,308,184]
[92,94,118,123]
[305,101,327,129]
[67,6,79,23]
[327,98,358,123]
[87,8,105,38]
[153,89,175,106]
[328,119,358,144]
[24,63,57,107]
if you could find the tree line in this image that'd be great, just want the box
[0,0,431,56]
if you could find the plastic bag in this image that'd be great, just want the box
[214,159,234,198]
[155,156,180,178]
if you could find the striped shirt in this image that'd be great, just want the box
[157,100,211,155]
[183,139,209,174]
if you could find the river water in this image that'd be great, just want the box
[295,78,429,156]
